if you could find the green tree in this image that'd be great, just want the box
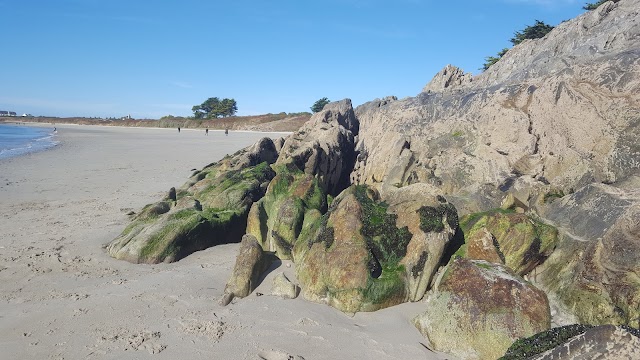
[482,20,554,71]
[510,20,554,46]
[583,0,619,10]
[482,48,509,71]
[310,97,330,113]
[192,97,238,119]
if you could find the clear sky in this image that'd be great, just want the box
[1,0,589,119]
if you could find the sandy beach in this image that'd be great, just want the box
[0,124,449,360]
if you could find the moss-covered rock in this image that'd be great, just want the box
[246,164,327,260]
[414,258,551,360]
[532,191,640,329]
[294,185,413,313]
[382,183,460,302]
[224,234,275,300]
[457,210,558,276]
[107,142,277,263]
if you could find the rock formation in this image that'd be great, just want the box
[107,0,640,358]
[107,138,278,263]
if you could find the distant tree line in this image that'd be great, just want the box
[192,97,237,119]
[481,1,619,71]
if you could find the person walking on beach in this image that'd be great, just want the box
[205,128,209,136]
[225,129,228,136]
[178,127,181,133]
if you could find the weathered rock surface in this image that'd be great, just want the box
[276,99,358,196]
[502,324,640,360]
[422,64,472,93]
[414,258,551,360]
[459,211,558,276]
[532,188,640,327]
[349,0,640,330]
[381,184,458,301]
[352,0,640,201]
[107,139,278,263]
[531,325,640,360]
[223,234,274,301]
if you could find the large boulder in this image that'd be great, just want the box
[414,258,551,360]
[276,99,358,196]
[294,185,458,313]
[107,138,278,263]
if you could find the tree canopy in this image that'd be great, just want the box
[482,20,554,71]
[583,0,619,10]
[510,20,554,46]
[310,97,330,113]
[482,48,509,71]
[192,97,238,119]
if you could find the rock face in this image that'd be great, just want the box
[459,211,558,276]
[349,0,640,328]
[223,234,274,300]
[107,139,278,263]
[422,64,472,93]
[276,99,358,196]
[414,258,551,360]
[533,190,640,327]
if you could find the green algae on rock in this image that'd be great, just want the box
[456,210,558,276]
[294,185,412,313]
[107,137,279,264]
[246,163,327,260]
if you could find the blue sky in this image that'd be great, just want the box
[1,0,588,119]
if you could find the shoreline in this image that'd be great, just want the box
[0,125,448,359]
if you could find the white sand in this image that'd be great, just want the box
[0,124,450,359]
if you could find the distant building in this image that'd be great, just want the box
[9,111,16,116]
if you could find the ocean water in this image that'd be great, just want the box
[0,124,59,160]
